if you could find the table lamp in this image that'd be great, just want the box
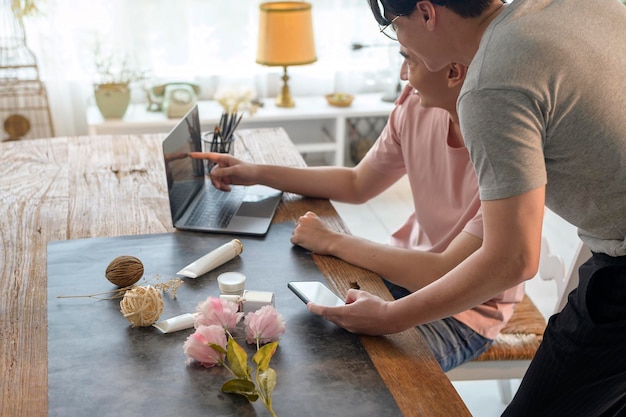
[256,2,317,108]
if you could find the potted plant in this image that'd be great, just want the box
[93,42,147,119]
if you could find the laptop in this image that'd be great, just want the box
[162,105,282,236]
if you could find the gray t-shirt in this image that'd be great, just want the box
[459,0,626,256]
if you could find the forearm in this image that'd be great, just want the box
[387,246,531,332]
[255,165,371,203]
[328,233,461,292]
[385,188,545,333]
[203,152,398,202]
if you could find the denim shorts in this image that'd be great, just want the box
[384,279,493,372]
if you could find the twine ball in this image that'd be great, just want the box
[105,255,144,287]
[119,285,163,327]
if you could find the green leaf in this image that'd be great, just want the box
[252,341,278,372]
[226,338,251,379]
[256,367,277,402]
[208,343,227,356]
[221,378,259,402]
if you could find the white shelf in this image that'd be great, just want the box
[86,93,395,166]
[296,142,337,153]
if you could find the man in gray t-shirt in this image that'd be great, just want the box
[458,1,626,258]
[302,1,626,415]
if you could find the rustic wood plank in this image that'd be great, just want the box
[0,128,470,417]
[67,134,174,238]
[1,137,70,417]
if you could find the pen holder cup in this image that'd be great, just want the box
[202,132,236,173]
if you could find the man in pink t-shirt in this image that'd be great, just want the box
[190,47,524,371]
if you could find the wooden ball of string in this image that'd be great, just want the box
[119,285,163,327]
[105,255,144,287]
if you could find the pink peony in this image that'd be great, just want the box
[195,296,243,332]
[244,305,286,345]
[183,324,227,367]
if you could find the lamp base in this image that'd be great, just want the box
[276,66,295,108]
[276,92,295,108]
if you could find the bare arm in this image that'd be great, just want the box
[188,152,400,203]
[292,212,482,292]
[308,186,546,335]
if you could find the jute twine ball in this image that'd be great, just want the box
[119,285,163,327]
[105,255,144,287]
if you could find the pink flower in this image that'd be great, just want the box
[183,324,227,367]
[195,296,243,332]
[244,305,286,345]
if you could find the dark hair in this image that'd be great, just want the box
[368,0,496,24]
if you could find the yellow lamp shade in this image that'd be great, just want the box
[256,2,317,67]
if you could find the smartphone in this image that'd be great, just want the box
[288,281,345,307]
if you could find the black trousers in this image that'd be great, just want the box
[502,251,626,417]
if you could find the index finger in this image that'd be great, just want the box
[188,152,222,161]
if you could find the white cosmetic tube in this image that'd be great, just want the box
[177,239,243,278]
[153,313,197,334]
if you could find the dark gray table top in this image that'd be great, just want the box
[48,222,401,417]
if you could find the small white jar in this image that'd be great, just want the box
[217,272,246,296]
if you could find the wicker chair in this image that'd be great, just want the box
[446,237,591,403]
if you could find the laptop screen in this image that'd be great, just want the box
[162,105,204,222]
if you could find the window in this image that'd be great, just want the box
[19,1,400,135]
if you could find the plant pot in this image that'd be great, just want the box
[94,83,131,119]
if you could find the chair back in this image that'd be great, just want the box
[553,240,591,313]
[539,235,593,314]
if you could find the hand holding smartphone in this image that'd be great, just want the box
[288,281,345,307]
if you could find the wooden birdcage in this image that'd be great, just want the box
[0,0,54,141]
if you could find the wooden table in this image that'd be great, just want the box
[0,128,471,417]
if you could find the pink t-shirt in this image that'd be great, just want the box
[363,85,524,339]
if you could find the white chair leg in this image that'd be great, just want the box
[497,379,513,404]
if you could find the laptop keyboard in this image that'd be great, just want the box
[170,181,200,205]
[186,186,246,228]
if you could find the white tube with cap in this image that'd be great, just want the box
[152,313,198,334]
[177,239,243,278]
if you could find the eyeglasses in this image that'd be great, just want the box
[379,14,401,41]
[376,0,447,41]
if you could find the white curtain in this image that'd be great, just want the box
[19,0,399,137]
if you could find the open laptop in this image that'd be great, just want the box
[162,105,282,236]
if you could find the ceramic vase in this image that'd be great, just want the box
[94,83,131,119]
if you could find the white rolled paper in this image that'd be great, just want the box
[152,313,197,334]
[177,239,243,278]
